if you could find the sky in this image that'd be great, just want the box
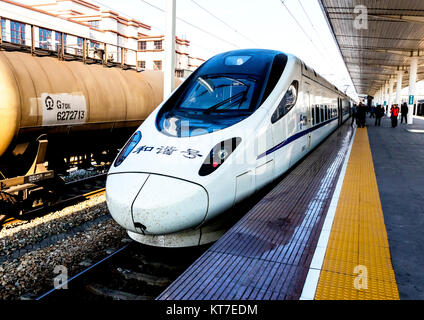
[96,0,359,100]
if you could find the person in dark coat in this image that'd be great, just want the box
[401,102,408,124]
[370,105,375,118]
[351,104,358,126]
[375,104,384,126]
[357,102,366,128]
[390,104,400,128]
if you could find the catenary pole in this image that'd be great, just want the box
[164,0,176,99]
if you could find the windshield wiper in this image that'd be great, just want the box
[203,91,247,114]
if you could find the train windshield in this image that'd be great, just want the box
[178,75,257,112]
[157,49,287,137]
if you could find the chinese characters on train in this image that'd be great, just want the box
[133,145,202,159]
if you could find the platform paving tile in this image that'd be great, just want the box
[367,117,424,299]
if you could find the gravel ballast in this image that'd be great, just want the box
[1,195,107,257]
[0,195,128,300]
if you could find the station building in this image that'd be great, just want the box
[137,34,205,78]
[0,0,205,76]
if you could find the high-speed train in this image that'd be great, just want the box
[106,49,352,247]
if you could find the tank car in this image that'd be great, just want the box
[106,49,352,247]
[0,50,177,221]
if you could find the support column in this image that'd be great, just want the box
[380,88,383,105]
[31,25,35,55]
[408,57,418,124]
[395,70,403,107]
[163,0,176,99]
[384,81,389,115]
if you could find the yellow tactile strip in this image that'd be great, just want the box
[314,128,399,300]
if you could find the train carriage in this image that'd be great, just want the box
[106,49,353,247]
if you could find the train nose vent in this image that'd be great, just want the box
[131,175,209,235]
[134,222,147,235]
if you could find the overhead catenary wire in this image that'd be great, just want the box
[296,0,356,95]
[90,0,219,55]
[280,0,332,72]
[280,0,356,96]
[296,0,339,79]
[188,0,261,47]
[138,0,240,49]
[297,0,330,59]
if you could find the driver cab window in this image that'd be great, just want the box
[271,81,298,124]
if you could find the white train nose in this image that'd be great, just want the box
[106,173,149,232]
[132,174,208,234]
[106,173,209,235]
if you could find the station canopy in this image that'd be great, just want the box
[319,0,424,96]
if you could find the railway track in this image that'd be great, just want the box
[36,240,210,301]
[1,172,107,228]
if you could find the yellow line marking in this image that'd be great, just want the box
[314,128,399,300]
[84,188,106,198]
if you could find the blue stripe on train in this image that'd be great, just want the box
[257,116,339,160]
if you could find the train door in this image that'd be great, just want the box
[270,98,289,178]
[338,97,343,126]
[288,83,310,167]
[255,127,275,191]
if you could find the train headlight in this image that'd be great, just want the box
[199,137,241,176]
[114,131,142,167]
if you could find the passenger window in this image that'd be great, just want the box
[315,105,320,124]
[311,106,315,125]
[325,105,328,120]
[320,106,324,122]
[271,81,298,124]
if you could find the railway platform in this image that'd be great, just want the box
[158,116,424,300]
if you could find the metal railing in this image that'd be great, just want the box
[0,17,140,71]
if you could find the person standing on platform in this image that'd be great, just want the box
[357,102,366,128]
[351,104,358,126]
[375,104,383,126]
[401,102,408,124]
[390,104,400,128]
[370,105,375,118]
[362,103,367,127]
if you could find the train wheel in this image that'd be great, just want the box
[0,191,17,224]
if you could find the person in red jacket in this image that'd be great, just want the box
[390,104,400,128]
